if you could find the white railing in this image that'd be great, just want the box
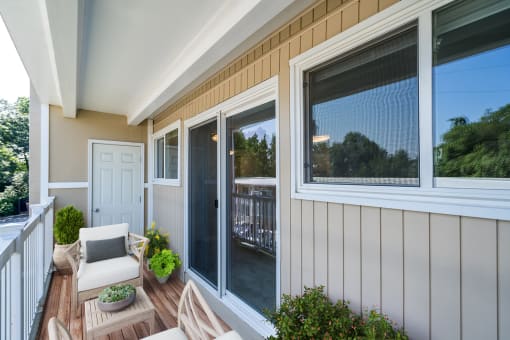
[0,197,55,340]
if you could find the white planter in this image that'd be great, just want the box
[156,275,170,284]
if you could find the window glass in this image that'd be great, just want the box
[433,0,510,179]
[155,137,164,178]
[305,27,419,186]
[165,129,178,179]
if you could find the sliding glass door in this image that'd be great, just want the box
[186,86,278,324]
[188,120,218,287]
[226,101,277,313]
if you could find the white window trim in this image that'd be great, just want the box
[183,76,279,338]
[290,0,510,221]
[152,119,181,186]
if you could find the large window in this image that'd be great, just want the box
[305,26,419,186]
[153,120,180,185]
[291,0,510,220]
[433,0,510,181]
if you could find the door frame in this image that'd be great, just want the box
[183,76,280,337]
[87,139,145,231]
[183,110,220,287]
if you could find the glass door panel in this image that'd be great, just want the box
[189,120,218,287]
[226,101,276,313]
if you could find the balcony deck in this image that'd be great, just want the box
[36,267,230,339]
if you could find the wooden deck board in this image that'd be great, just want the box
[36,267,229,339]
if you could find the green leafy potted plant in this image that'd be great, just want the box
[98,284,136,312]
[52,205,85,273]
[150,249,181,283]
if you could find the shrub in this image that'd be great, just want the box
[265,286,408,340]
[145,221,169,258]
[150,249,181,278]
[54,205,85,244]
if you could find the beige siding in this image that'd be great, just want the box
[49,106,147,182]
[152,185,184,279]
[150,1,510,339]
[49,188,87,213]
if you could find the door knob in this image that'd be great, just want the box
[94,208,100,213]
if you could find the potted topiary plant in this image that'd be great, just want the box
[149,249,181,283]
[52,205,85,273]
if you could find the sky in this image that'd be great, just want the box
[0,16,29,103]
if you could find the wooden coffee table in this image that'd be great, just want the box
[84,287,155,340]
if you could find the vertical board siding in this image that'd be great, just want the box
[290,199,303,295]
[344,204,362,313]
[313,201,328,289]
[327,203,343,302]
[380,208,404,327]
[461,217,498,340]
[361,206,381,312]
[499,221,510,340]
[430,214,460,340]
[403,211,430,340]
[301,200,315,289]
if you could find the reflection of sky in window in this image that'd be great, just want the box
[434,45,510,144]
[312,78,419,158]
[240,118,276,144]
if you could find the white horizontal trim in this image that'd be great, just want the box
[435,178,510,190]
[234,177,276,186]
[48,182,88,189]
[152,179,181,187]
[292,186,510,221]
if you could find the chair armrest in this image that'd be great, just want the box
[63,240,81,276]
[128,232,148,262]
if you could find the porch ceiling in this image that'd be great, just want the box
[1,0,314,124]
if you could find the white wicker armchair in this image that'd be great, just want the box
[64,223,148,313]
[142,280,242,340]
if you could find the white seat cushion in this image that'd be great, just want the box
[216,331,243,340]
[141,327,188,340]
[79,223,129,258]
[77,255,139,292]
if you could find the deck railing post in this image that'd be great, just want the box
[31,205,45,303]
[11,244,23,339]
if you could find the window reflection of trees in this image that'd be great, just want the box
[435,104,510,178]
[311,132,418,181]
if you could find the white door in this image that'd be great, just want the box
[91,143,143,234]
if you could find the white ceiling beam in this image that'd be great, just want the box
[44,0,82,118]
[0,0,81,117]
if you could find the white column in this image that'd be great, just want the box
[40,104,50,204]
[147,119,154,226]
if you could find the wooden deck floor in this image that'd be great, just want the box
[36,268,229,339]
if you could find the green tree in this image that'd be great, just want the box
[0,146,21,192]
[0,96,29,170]
[435,104,510,177]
